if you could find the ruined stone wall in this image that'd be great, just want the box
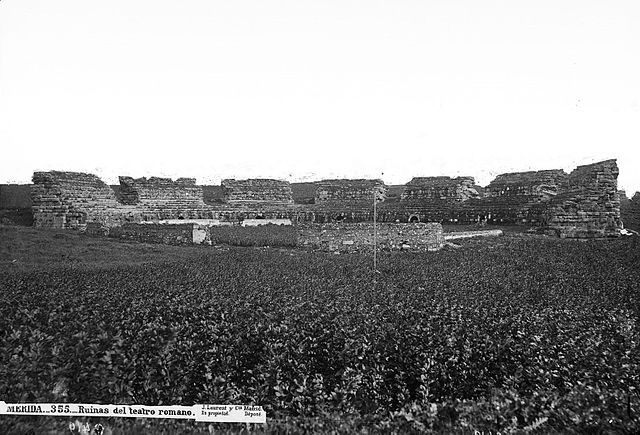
[298,222,444,252]
[31,172,303,228]
[401,176,480,202]
[31,172,220,229]
[221,179,293,204]
[621,192,640,232]
[118,176,198,203]
[466,169,568,224]
[541,160,621,238]
[118,176,214,220]
[381,176,481,224]
[31,171,135,229]
[30,160,624,238]
[314,179,387,204]
[387,170,567,225]
[288,164,621,230]
[486,170,567,198]
[289,179,387,224]
[109,223,202,245]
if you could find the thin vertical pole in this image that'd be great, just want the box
[373,187,377,274]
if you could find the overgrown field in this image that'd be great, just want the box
[208,224,298,247]
[1,226,639,433]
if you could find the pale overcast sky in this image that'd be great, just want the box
[1,1,638,192]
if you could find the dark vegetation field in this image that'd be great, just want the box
[209,225,298,248]
[1,225,639,433]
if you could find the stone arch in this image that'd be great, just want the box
[408,214,420,223]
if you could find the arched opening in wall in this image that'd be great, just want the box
[408,214,420,223]
[335,214,345,222]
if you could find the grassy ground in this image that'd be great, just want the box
[1,225,639,434]
[0,225,219,272]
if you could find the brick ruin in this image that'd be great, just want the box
[23,159,626,238]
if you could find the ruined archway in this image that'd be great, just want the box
[408,214,420,223]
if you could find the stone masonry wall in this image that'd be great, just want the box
[541,160,621,238]
[221,179,293,204]
[291,179,387,224]
[400,176,480,202]
[108,223,202,245]
[31,171,134,229]
[32,172,302,229]
[384,176,481,224]
[30,160,624,238]
[31,172,220,229]
[118,176,213,220]
[486,170,568,198]
[386,169,570,225]
[314,179,387,204]
[298,222,444,252]
[464,169,568,224]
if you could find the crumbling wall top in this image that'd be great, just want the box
[404,176,476,188]
[118,176,197,188]
[486,169,568,198]
[33,171,112,188]
[564,159,619,188]
[401,176,479,202]
[117,175,203,205]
